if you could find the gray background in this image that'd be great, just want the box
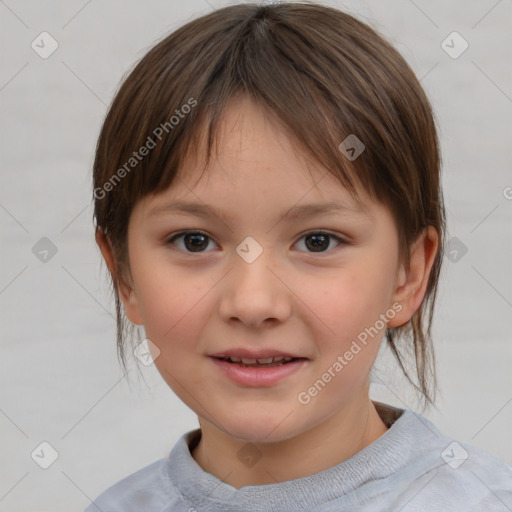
[1,0,511,510]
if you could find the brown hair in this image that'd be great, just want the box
[92,1,445,408]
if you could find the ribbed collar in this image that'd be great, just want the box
[161,402,442,510]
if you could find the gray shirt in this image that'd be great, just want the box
[84,402,512,511]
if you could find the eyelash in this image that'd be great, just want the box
[164,230,347,255]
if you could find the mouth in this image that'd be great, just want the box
[210,355,308,387]
[212,355,304,368]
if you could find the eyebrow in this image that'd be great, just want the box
[146,199,369,222]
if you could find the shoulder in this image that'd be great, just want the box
[83,458,172,512]
[389,410,512,511]
[82,429,203,512]
[397,450,512,511]
[437,441,512,501]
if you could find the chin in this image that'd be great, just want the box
[214,409,304,445]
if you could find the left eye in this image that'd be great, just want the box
[165,231,344,254]
[295,231,344,253]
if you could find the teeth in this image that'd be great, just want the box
[256,357,274,364]
[225,356,295,365]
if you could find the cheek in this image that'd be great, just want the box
[301,263,393,341]
[136,271,210,394]
[130,255,207,346]
[135,274,216,416]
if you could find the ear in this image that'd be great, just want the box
[387,226,439,328]
[95,228,144,325]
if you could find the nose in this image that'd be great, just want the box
[218,245,292,329]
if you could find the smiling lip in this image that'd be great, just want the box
[209,349,308,387]
[209,348,303,360]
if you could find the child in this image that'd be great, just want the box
[87,2,512,510]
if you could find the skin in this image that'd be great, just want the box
[98,96,438,489]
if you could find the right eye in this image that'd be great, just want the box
[165,230,219,253]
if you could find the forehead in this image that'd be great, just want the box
[174,97,368,202]
[137,96,384,224]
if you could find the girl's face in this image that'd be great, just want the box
[121,96,410,443]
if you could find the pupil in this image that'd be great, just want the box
[185,233,208,252]
[306,234,328,252]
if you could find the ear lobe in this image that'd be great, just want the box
[387,226,439,328]
[95,228,144,326]
[122,289,144,326]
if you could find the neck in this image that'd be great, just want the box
[191,396,389,489]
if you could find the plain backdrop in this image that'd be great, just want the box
[1,0,511,510]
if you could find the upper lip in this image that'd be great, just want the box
[209,348,305,359]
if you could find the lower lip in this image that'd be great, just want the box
[210,357,307,387]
